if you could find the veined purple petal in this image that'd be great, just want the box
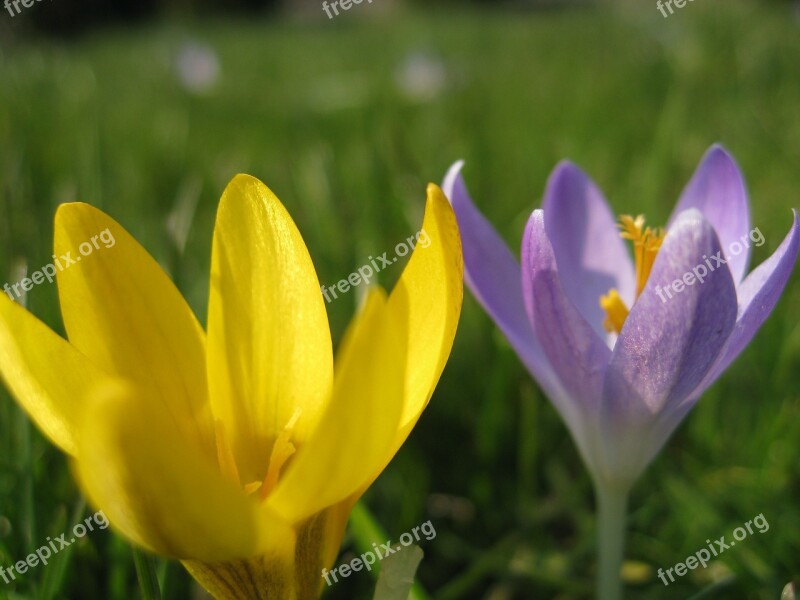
[667,145,751,284]
[602,209,737,423]
[521,210,611,411]
[689,209,800,394]
[596,210,738,485]
[542,161,636,338]
[442,162,566,402]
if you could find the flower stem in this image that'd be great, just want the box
[596,482,629,600]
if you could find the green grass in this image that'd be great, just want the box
[1,1,799,598]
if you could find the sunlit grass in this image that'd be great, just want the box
[0,2,798,598]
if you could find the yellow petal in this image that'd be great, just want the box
[386,183,463,451]
[268,288,406,524]
[206,175,333,482]
[0,295,108,455]
[54,203,213,455]
[76,382,295,562]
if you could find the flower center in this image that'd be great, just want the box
[214,408,302,501]
[599,215,665,334]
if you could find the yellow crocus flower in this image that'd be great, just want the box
[0,174,463,599]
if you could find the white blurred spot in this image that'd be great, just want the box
[174,42,220,94]
[394,52,447,102]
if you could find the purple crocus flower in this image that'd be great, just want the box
[443,144,799,599]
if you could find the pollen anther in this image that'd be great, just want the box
[618,214,665,297]
[599,214,665,334]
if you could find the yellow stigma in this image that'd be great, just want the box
[599,214,665,334]
[214,408,303,501]
[259,408,302,500]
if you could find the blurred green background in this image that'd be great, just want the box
[1,0,799,598]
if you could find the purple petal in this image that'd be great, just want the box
[521,209,611,411]
[602,209,738,423]
[667,145,751,284]
[690,209,800,393]
[442,162,566,402]
[595,210,738,484]
[542,162,636,337]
